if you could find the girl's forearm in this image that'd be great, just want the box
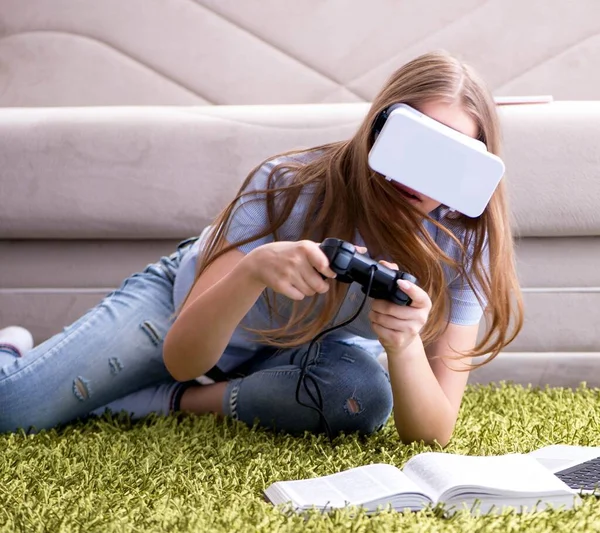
[163,255,266,381]
[387,337,457,446]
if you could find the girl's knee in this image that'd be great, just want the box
[321,342,393,435]
[222,341,393,437]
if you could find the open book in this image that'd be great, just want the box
[264,453,579,515]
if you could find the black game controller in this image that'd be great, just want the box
[319,238,417,306]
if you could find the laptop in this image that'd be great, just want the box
[529,445,600,494]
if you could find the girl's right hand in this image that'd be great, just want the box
[244,240,337,301]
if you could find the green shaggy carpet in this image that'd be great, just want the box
[3,383,600,532]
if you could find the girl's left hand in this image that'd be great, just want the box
[369,260,432,354]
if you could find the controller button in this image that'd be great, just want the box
[339,241,355,253]
[334,252,352,271]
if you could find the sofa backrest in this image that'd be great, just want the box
[1,0,600,106]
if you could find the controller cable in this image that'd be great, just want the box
[293,264,378,441]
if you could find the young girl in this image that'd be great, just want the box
[0,51,523,445]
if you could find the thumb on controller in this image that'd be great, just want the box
[378,259,399,270]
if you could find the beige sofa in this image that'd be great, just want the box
[2,0,600,107]
[2,101,600,388]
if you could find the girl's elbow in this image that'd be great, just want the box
[396,427,454,448]
[429,433,452,448]
[398,436,451,448]
[162,331,189,381]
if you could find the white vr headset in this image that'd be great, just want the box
[368,103,505,218]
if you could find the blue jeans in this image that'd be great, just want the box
[0,243,393,435]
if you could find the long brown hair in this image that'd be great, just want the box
[192,50,524,366]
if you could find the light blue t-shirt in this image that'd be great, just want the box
[173,153,488,372]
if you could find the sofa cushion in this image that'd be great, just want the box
[1,102,600,240]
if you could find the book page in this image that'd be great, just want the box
[402,453,572,502]
[281,464,432,508]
